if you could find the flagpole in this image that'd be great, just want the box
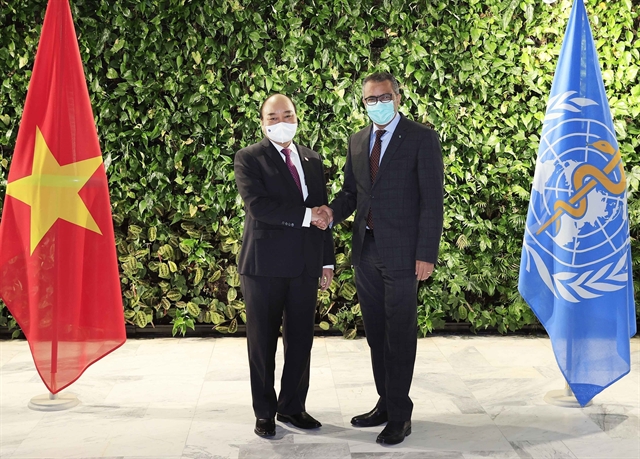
[543,307,585,407]
[544,320,592,407]
[541,0,592,410]
[50,0,63,400]
[544,381,591,408]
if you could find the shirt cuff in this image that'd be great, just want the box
[322,265,334,270]
[302,208,312,227]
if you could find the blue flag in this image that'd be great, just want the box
[519,0,636,406]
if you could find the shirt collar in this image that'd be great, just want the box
[372,112,401,137]
[270,140,298,156]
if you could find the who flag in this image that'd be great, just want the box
[519,0,636,406]
[0,0,125,393]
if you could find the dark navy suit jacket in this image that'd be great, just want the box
[331,114,444,270]
[234,137,335,278]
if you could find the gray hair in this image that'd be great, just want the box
[362,72,400,95]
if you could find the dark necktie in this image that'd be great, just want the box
[281,148,303,196]
[367,129,386,229]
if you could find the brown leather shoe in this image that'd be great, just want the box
[254,418,276,437]
[376,420,411,445]
[350,407,388,427]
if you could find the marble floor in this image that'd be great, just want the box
[0,335,638,459]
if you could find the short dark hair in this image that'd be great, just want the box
[259,94,297,119]
[362,72,400,96]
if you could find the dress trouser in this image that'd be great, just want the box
[355,231,419,421]
[241,270,318,419]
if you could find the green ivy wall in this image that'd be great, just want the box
[1,0,639,337]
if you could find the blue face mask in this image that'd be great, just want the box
[366,100,396,125]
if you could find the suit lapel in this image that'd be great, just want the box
[354,126,373,193]
[374,114,409,187]
[297,143,316,203]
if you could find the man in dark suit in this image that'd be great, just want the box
[320,72,444,445]
[234,94,335,438]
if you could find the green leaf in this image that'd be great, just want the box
[227,287,237,302]
[111,38,126,53]
[135,311,148,328]
[412,44,428,58]
[18,54,29,68]
[345,329,357,340]
[186,302,200,317]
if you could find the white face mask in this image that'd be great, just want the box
[265,122,298,144]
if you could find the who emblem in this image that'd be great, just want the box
[522,91,630,303]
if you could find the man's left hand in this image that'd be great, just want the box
[320,267,334,291]
[416,261,434,281]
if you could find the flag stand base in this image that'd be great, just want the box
[28,392,80,411]
[544,383,591,408]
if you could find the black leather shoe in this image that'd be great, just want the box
[254,418,276,437]
[351,407,388,427]
[276,411,322,429]
[376,420,411,445]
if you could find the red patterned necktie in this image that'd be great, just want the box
[367,129,386,229]
[281,148,303,196]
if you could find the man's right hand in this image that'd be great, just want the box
[311,206,333,230]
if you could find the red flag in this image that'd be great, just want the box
[0,0,125,394]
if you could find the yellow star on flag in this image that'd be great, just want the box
[6,126,103,254]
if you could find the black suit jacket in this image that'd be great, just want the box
[331,114,444,270]
[234,138,335,278]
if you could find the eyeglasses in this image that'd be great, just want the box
[363,93,394,105]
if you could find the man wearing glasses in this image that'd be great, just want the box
[320,72,444,444]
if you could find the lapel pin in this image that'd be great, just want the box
[304,157,309,161]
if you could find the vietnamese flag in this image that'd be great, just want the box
[0,0,125,394]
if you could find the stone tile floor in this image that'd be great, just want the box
[0,335,638,459]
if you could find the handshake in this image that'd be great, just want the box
[311,205,333,231]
